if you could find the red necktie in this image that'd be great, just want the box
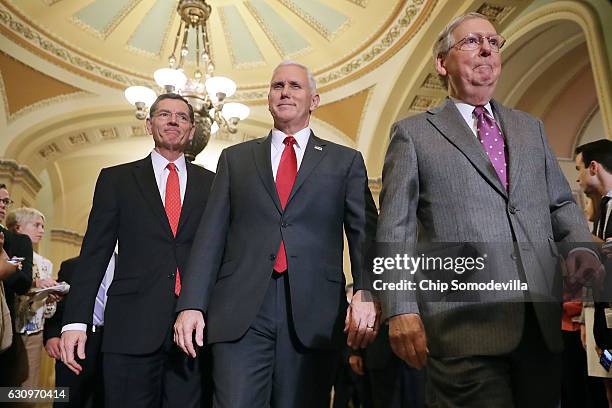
[165,163,182,295]
[274,136,297,272]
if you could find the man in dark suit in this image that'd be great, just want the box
[174,61,379,407]
[575,139,612,402]
[0,183,33,386]
[376,12,598,407]
[59,93,215,408]
[44,256,111,408]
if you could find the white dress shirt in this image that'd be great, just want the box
[270,127,311,180]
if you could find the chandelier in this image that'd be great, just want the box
[124,0,250,161]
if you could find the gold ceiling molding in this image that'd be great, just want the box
[421,73,444,90]
[69,0,140,40]
[0,2,149,88]
[0,159,42,197]
[125,0,176,60]
[316,0,434,89]
[277,0,350,42]
[346,0,368,7]
[235,0,436,104]
[409,95,441,112]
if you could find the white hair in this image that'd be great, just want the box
[272,60,317,93]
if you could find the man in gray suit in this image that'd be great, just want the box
[376,12,599,407]
[174,61,379,407]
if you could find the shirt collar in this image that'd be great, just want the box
[271,127,311,151]
[150,149,186,174]
[451,97,493,122]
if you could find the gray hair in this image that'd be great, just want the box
[6,207,45,231]
[432,12,494,87]
[272,60,317,93]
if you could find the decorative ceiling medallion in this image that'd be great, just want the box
[99,128,119,140]
[421,73,444,90]
[38,142,61,159]
[477,3,514,24]
[131,125,147,137]
[409,95,440,111]
[67,132,90,146]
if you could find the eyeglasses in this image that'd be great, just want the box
[153,110,192,125]
[451,33,506,53]
[0,198,14,207]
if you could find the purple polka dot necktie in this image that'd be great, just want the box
[474,105,508,190]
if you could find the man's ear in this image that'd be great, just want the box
[310,93,320,113]
[435,54,447,77]
[588,160,599,176]
[145,117,153,135]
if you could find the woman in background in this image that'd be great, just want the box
[6,207,57,391]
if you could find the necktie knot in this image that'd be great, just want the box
[283,136,296,147]
[167,162,177,172]
[473,105,487,118]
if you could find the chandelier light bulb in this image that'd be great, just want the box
[181,46,189,57]
[124,86,157,107]
[205,76,236,102]
[222,102,250,121]
[154,68,188,92]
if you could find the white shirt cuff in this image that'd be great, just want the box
[61,323,87,333]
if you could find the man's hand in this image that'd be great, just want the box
[565,249,605,295]
[344,289,379,349]
[388,313,428,368]
[60,330,87,375]
[45,337,61,359]
[348,354,365,376]
[174,310,205,358]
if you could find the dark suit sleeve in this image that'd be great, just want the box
[44,259,75,342]
[3,231,33,295]
[343,151,377,291]
[63,168,119,326]
[177,149,231,314]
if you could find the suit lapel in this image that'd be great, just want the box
[253,134,282,213]
[491,100,525,198]
[133,156,173,237]
[428,98,507,198]
[286,132,327,208]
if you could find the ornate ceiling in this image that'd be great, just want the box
[1,0,434,100]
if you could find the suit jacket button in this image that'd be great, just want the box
[510,253,518,260]
[508,206,517,214]
[281,222,288,228]
[269,254,276,261]
[168,273,175,279]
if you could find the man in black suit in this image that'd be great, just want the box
[59,93,215,408]
[174,61,379,407]
[0,183,33,386]
[44,256,110,408]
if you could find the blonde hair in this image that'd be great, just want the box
[5,207,45,231]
